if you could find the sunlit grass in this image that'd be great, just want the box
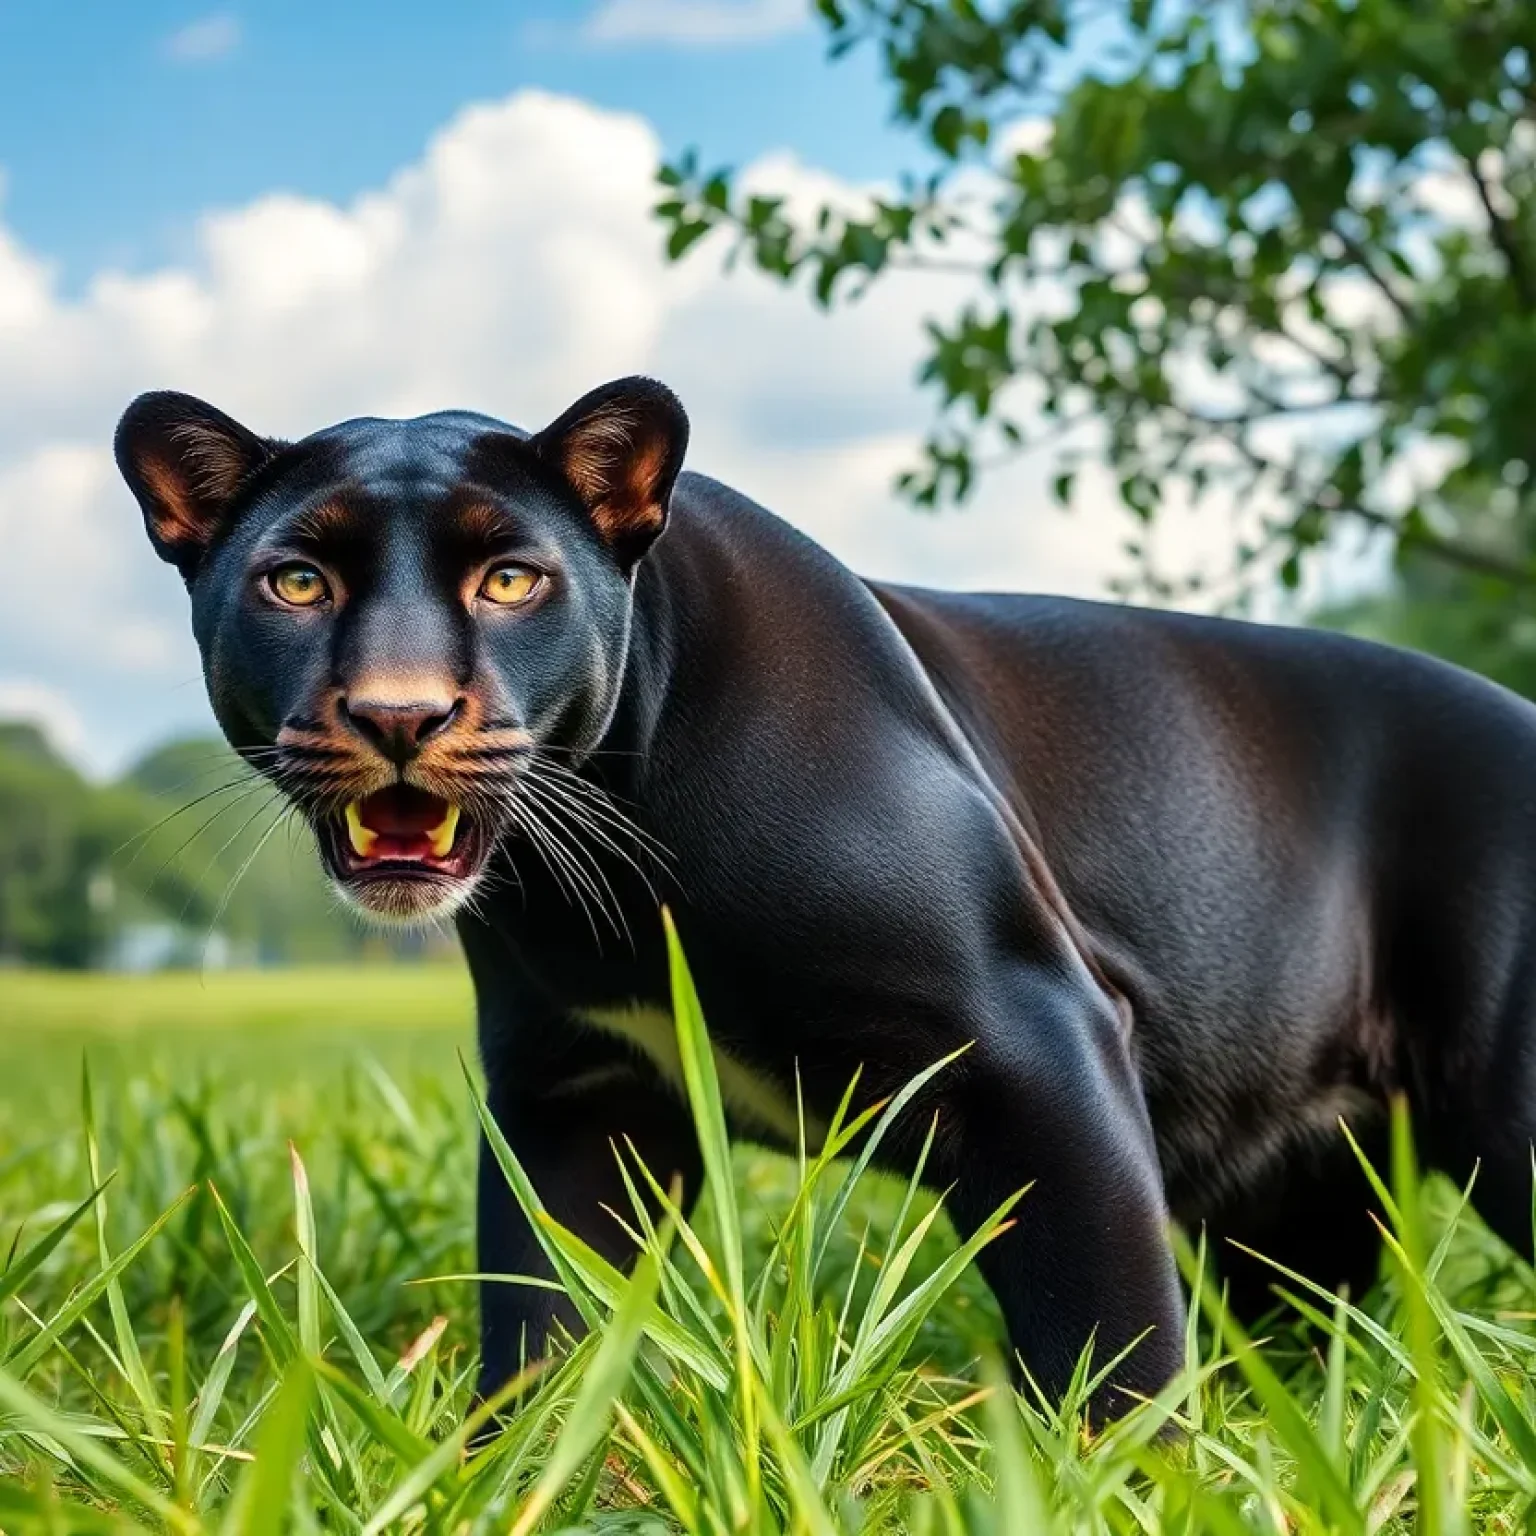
[0,962,473,1032]
[2,952,1536,1531]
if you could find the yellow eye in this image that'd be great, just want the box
[480,565,542,606]
[269,564,329,607]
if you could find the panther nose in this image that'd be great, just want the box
[341,695,462,764]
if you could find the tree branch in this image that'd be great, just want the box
[1341,505,1536,587]
[1327,222,1416,326]
[1271,318,1358,388]
[1464,152,1536,309]
[1196,413,1536,591]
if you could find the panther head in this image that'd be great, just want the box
[115,378,688,923]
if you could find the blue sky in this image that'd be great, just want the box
[0,2,1182,772]
[0,2,902,287]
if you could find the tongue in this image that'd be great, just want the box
[349,786,460,862]
[359,785,448,837]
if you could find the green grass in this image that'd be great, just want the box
[0,965,475,1032]
[0,965,473,1146]
[2,949,1536,1532]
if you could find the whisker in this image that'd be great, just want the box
[501,799,588,935]
[128,756,266,800]
[273,742,352,772]
[518,797,613,941]
[527,757,675,870]
[528,753,662,823]
[515,778,635,951]
[503,795,611,949]
[180,789,287,925]
[115,772,267,862]
[533,741,647,762]
[201,801,295,974]
[517,771,661,912]
[450,745,536,764]
[136,781,279,900]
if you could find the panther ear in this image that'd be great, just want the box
[115,392,277,578]
[531,377,689,567]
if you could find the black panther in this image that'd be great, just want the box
[116,377,1536,1417]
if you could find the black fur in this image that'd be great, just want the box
[118,378,1536,1420]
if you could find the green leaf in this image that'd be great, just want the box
[665,219,713,261]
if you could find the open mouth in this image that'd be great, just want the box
[320,785,489,913]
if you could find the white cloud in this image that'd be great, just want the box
[0,681,89,762]
[162,14,242,64]
[0,88,1209,773]
[582,0,810,46]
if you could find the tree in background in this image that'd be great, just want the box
[0,724,395,969]
[656,0,1536,684]
[0,725,103,967]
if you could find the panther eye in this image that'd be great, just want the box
[479,564,543,607]
[268,563,330,608]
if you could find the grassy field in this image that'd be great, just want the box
[3,952,1536,1532]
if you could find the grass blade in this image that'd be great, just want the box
[508,1217,669,1536]
[663,907,743,1304]
[189,1300,259,1453]
[207,1182,298,1367]
[459,1052,600,1330]
[0,1179,112,1306]
[0,1363,198,1533]
[289,1144,321,1361]
[1176,1227,1365,1535]
[7,1187,197,1377]
[82,1060,163,1429]
[537,1211,732,1391]
[223,1356,314,1536]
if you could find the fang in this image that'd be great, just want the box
[428,805,461,858]
[344,801,379,857]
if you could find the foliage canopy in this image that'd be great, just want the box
[657,0,1536,624]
